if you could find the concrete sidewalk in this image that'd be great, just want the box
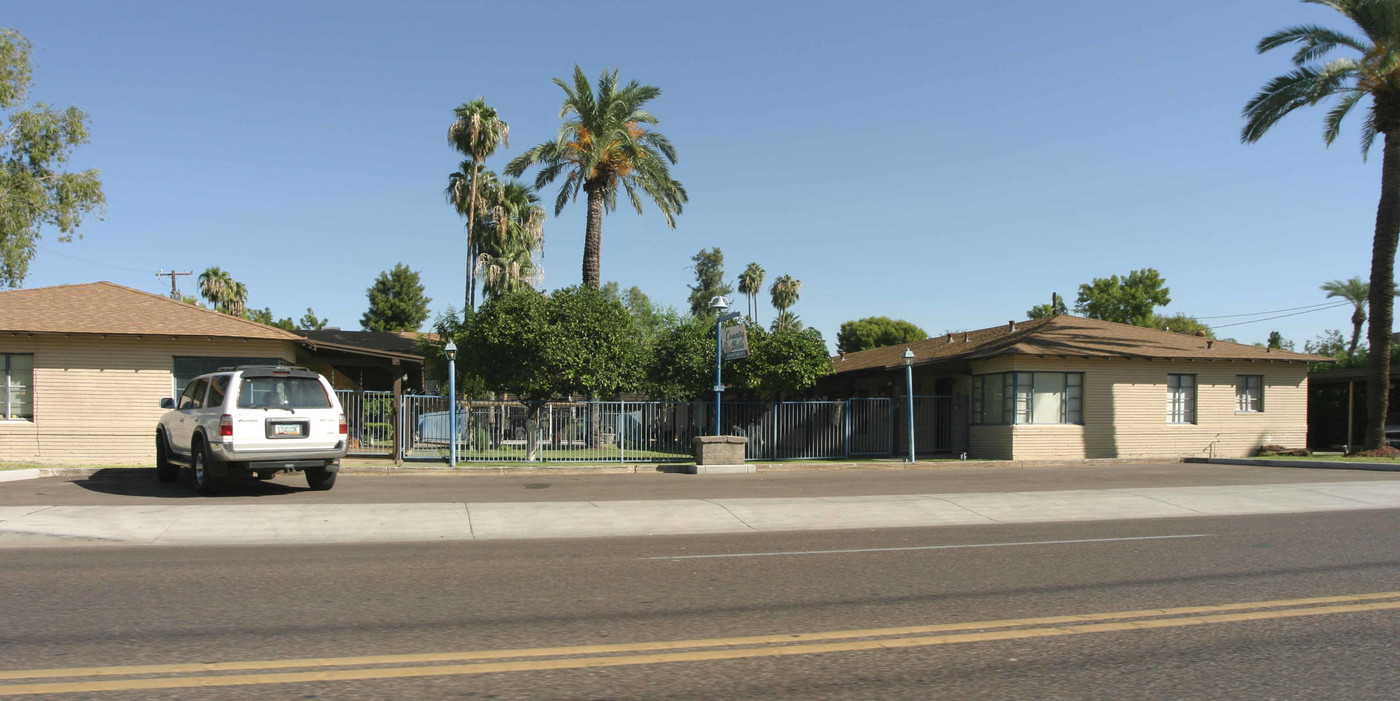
[3,478,1400,546]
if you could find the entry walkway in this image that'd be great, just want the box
[3,479,1400,546]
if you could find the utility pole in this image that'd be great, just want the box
[155,270,192,300]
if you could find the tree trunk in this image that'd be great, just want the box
[1348,311,1363,360]
[1363,132,1400,450]
[582,181,605,290]
[466,160,482,312]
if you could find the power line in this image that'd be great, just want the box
[1211,302,1353,329]
[1196,300,1348,320]
[34,245,154,274]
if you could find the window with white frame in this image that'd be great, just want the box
[972,372,1083,425]
[1167,374,1196,424]
[1236,375,1263,412]
[2,353,34,420]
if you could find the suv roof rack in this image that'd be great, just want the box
[216,364,309,372]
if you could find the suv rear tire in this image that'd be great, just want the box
[192,440,223,496]
[305,466,337,491]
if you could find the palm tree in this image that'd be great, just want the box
[770,310,803,333]
[505,66,687,290]
[1323,276,1372,359]
[447,163,502,304]
[478,181,547,300]
[738,262,765,323]
[448,99,509,312]
[197,266,233,312]
[769,273,801,331]
[196,266,248,316]
[1243,0,1400,450]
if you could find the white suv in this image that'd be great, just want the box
[156,366,348,494]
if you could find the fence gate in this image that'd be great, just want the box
[848,398,893,455]
[336,390,395,457]
[894,395,954,455]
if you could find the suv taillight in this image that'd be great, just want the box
[338,414,348,435]
[220,414,233,437]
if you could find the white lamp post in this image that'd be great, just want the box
[903,347,916,464]
[445,340,457,468]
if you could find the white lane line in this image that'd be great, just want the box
[648,534,1212,560]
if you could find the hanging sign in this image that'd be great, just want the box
[722,324,749,360]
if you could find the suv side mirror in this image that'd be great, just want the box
[160,398,175,409]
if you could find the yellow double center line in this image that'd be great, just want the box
[3,591,1399,696]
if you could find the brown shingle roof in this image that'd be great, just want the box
[831,314,1329,374]
[0,282,303,341]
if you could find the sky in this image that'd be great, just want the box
[5,0,1387,352]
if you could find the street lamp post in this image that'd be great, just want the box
[445,340,457,468]
[710,296,741,436]
[903,347,916,464]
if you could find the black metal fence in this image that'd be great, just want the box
[339,393,956,463]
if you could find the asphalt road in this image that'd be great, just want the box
[6,461,1400,506]
[2,507,1398,699]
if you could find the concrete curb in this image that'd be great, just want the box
[1188,457,1400,472]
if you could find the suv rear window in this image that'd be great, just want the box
[237,377,331,409]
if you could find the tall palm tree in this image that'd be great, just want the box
[738,262,765,323]
[446,162,502,296]
[770,310,803,333]
[769,273,801,331]
[1243,0,1400,449]
[448,99,509,311]
[478,181,547,300]
[197,266,233,312]
[505,66,687,290]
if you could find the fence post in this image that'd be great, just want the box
[392,376,403,465]
[844,400,852,458]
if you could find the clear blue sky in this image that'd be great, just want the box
[7,1,1384,351]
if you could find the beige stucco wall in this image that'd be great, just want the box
[966,356,1309,460]
[0,335,295,465]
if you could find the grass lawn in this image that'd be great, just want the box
[1257,454,1400,464]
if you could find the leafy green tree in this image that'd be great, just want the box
[836,316,927,354]
[448,99,509,311]
[737,262,766,322]
[602,281,678,349]
[1148,312,1214,338]
[687,247,733,316]
[506,66,687,290]
[769,274,803,331]
[1243,0,1400,449]
[732,323,833,400]
[466,287,643,457]
[361,263,431,332]
[1267,330,1294,351]
[646,314,715,399]
[419,307,488,398]
[299,308,328,331]
[1027,293,1067,320]
[1073,268,1170,326]
[0,29,106,288]
[243,307,295,331]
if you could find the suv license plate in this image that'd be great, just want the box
[273,423,303,437]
